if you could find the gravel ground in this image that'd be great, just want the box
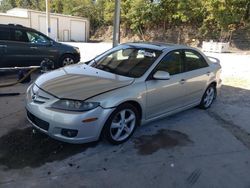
[205,52,250,89]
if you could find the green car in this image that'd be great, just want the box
[0,24,80,68]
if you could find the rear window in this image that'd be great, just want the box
[11,29,29,42]
[0,28,11,41]
[184,50,208,71]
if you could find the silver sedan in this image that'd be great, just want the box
[26,42,222,144]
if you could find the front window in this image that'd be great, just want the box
[26,31,50,45]
[91,47,161,78]
[155,51,183,75]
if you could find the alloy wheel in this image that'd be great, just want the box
[203,87,215,108]
[62,57,75,66]
[110,109,136,142]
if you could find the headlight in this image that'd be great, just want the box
[74,47,80,54]
[51,99,99,112]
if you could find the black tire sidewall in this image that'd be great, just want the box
[102,103,139,145]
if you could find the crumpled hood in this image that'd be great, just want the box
[35,64,134,100]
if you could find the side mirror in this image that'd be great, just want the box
[50,40,54,46]
[153,71,170,80]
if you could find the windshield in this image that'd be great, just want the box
[90,47,161,78]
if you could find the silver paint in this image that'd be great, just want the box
[25,43,222,144]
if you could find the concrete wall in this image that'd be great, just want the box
[6,8,28,17]
[0,14,29,27]
[0,8,89,42]
[29,11,89,41]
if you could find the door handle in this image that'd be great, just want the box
[179,79,186,84]
[0,45,7,48]
[30,46,38,49]
[206,71,211,76]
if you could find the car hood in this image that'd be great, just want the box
[59,42,77,49]
[35,64,134,100]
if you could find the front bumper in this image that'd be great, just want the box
[74,53,81,63]
[25,85,113,144]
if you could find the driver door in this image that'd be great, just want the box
[145,50,187,119]
[26,31,56,66]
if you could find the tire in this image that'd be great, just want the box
[199,84,216,109]
[59,54,76,67]
[102,103,140,145]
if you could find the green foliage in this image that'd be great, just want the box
[199,0,249,39]
[51,0,63,13]
[103,0,114,25]
[0,0,44,11]
[0,0,14,12]
[0,0,249,40]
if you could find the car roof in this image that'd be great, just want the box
[123,42,188,51]
[0,24,33,30]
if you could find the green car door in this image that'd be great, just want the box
[0,27,11,68]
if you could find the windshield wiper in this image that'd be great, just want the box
[97,64,114,72]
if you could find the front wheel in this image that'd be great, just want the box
[102,103,139,145]
[199,84,216,109]
[60,54,76,67]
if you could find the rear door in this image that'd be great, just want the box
[181,49,211,104]
[0,27,11,67]
[145,50,187,119]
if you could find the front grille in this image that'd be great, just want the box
[27,110,49,131]
[31,84,52,104]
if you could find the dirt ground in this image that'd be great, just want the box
[0,43,250,188]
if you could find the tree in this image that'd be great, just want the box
[51,0,64,13]
[0,0,16,12]
[0,0,249,41]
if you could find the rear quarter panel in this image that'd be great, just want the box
[205,55,222,88]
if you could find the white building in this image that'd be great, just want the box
[0,8,89,42]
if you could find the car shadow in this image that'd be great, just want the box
[0,127,98,170]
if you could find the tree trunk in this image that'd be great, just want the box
[163,20,166,38]
[138,26,145,41]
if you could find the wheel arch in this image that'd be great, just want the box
[120,100,143,122]
[59,53,76,61]
[99,100,143,141]
[209,81,217,88]
[57,53,76,68]
[107,100,143,125]
[203,81,217,94]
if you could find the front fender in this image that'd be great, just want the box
[87,82,147,119]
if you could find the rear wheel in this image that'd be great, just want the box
[103,103,139,145]
[199,84,216,109]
